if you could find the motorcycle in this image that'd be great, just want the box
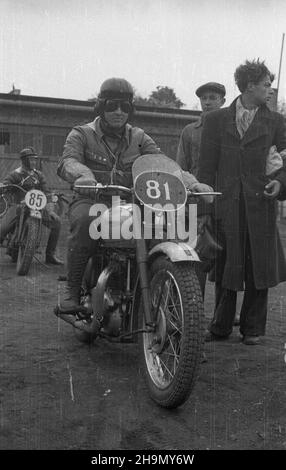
[0,183,68,275]
[55,154,220,409]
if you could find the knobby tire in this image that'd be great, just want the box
[16,217,40,276]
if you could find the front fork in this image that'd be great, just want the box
[17,207,42,246]
[133,196,154,331]
[16,205,26,244]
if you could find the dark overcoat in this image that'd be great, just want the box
[198,97,286,290]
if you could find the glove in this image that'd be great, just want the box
[49,211,61,223]
[192,182,214,204]
[45,202,60,222]
[73,175,97,198]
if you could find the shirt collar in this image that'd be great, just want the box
[236,96,258,116]
[88,117,131,145]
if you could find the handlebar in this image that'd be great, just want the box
[0,186,69,207]
[74,184,132,195]
[74,184,222,200]
[74,185,221,196]
[0,184,27,193]
[187,191,222,196]
[46,192,69,204]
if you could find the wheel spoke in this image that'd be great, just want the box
[167,334,180,364]
[143,267,193,390]
[154,353,174,380]
[161,283,182,325]
[167,317,182,335]
[142,260,204,407]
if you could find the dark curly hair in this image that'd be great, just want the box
[234,59,275,93]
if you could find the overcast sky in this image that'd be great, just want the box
[1,0,286,109]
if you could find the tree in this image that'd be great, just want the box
[148,86,185,109]
[89,85,185,109]
[133,93,149,106]
[278,99,286,116]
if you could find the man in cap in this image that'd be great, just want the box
[56,77,214,314]
[176,82,226,298]
[0,147,63,265]
[176,82,226,178]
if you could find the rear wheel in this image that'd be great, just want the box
[73,319,94,344]
[139,256,204,409]
[73,292,94,344]
[16,217,41,275]
[73,267,97,344]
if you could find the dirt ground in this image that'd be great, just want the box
[0,222,286,451]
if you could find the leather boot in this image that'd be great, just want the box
[58,247,90,314]
[45,224,64,265]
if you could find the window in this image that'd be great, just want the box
[42,134,65,156]
[9,132,33,153]
[0,129,10,145]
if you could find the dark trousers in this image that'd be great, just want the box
[68,198,97,253]
[209,233,268,337]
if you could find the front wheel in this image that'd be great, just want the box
[139,256,204,409]
[16,217,41,275]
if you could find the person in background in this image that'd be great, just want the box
[176,82,226,298]
[0,147,63,265]
[176,81,226,178]
[198,59,286,345]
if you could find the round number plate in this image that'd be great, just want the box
[25,190,47,210]
[134,171,187,211]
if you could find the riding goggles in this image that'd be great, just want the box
[104,99,132,113]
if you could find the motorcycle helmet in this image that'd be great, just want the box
[20,147,39,171]
[94,77,135,119]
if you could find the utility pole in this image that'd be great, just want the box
[268,33,285,111]
[277,32,285,95]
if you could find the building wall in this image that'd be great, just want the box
[0,93,200,190]
[1,93,285,220]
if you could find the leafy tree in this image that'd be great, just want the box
[148,86,185,108]
[277,99,286,116]
[134,86,184,109]
[90,85,185,109]
[133,94,150,106]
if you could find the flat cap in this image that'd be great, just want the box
[195,82,226,97]
[20,147,38,159]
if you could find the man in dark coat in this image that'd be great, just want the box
[197,59,286,345]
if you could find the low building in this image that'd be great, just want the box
[0,93,200,190]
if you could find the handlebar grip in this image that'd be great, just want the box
[187,191,222,196]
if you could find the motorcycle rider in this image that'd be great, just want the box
[0,147,63,265]
[57,77,214,314]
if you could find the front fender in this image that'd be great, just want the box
[148,241,200,263]
[30,209,42,219]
